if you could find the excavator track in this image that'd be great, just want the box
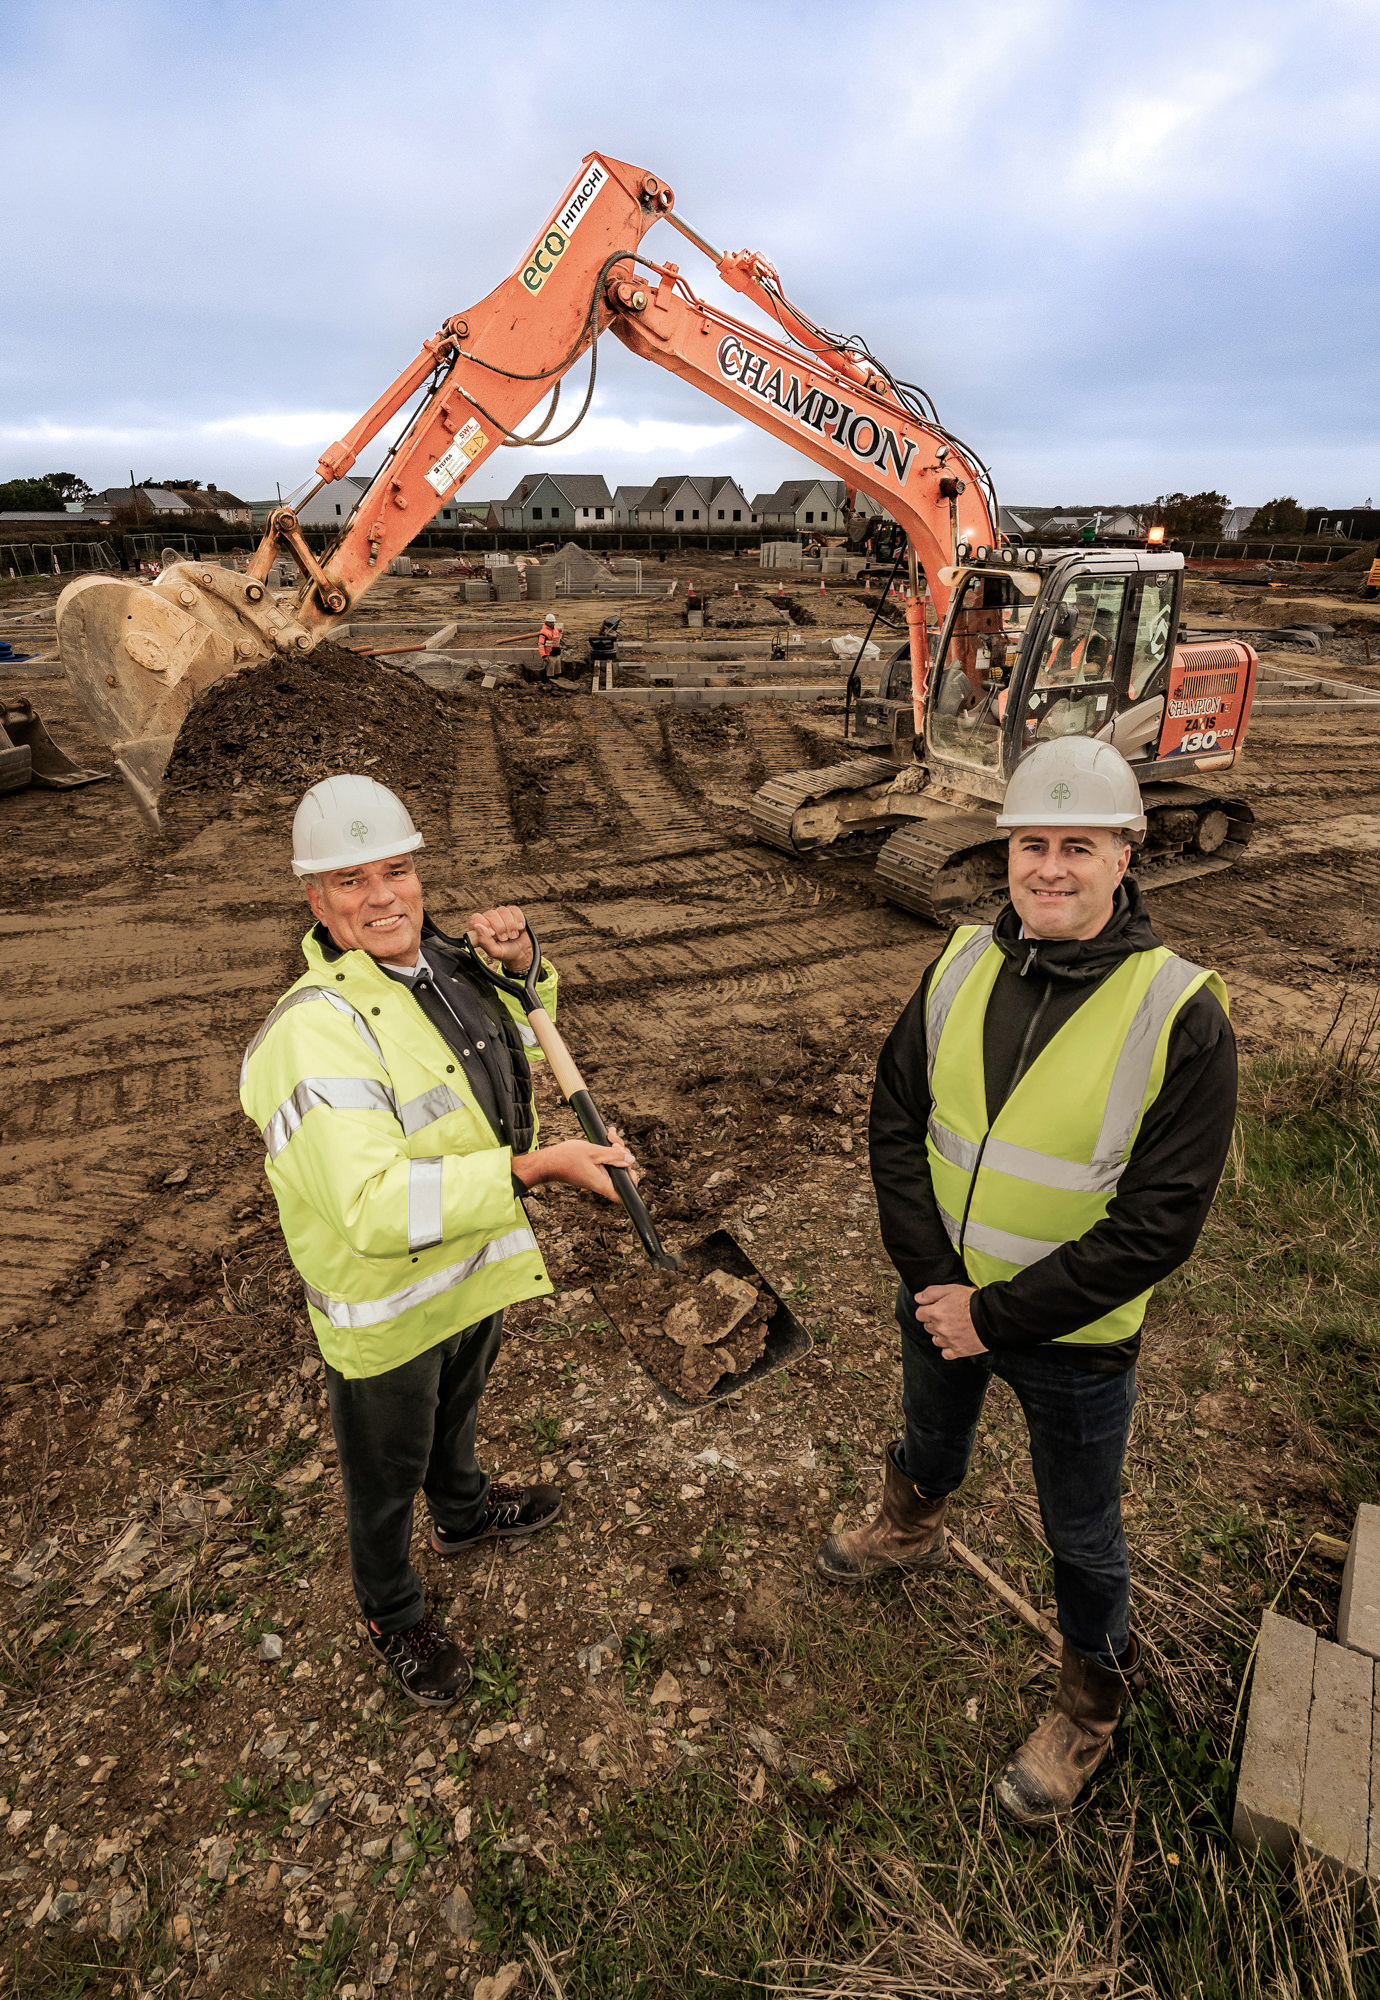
[874,813,1009,923]
[748,757,897,853]
[874,785,1256,926]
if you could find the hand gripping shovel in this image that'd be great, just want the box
[454,919,811,1405]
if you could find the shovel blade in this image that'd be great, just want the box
[599,1226,812,1411]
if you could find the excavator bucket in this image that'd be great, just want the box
[56,573,252,826]
[0,696,109,792]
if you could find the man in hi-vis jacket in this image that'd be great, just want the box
[817,739,1236,1822]
[240,775,635,1706]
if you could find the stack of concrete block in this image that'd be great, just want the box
[482,553,512,568]
[491,563,522,603]
[525,562,555,602]
[1234,1505,1380,1881]
[387,556,413,577]
[463,578,491,604]
[759,542,803,569]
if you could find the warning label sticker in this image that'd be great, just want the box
[425,418,486,495]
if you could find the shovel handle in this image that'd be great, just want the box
[455,922,680,1271]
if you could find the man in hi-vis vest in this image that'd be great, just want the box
[818,739,1236,1823]
[240,777,636,1707]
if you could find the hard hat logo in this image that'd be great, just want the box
[350,820,370,842]
[1049,782,1073,808]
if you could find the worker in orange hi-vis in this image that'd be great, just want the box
[537,614,564,665]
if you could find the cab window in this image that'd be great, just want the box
[1126,577,1176,698]
[927,571,1037,772]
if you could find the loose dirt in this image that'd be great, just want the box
[3,555,1379,1994]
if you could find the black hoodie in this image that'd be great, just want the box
[868,878,1237,1372]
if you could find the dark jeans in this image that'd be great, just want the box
[896,1286,1136,1668]
[324,1312,503,1631]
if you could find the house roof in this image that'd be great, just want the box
[498,473,613,509]
[102,486,192,512]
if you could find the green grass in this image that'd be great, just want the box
[1189,1037,1380,1505]
[494,1046,1380,1997]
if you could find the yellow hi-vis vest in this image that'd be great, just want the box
[924,924,1228,1346]
[239,928,554,1380]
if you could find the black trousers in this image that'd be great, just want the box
[323,1312,502,1631]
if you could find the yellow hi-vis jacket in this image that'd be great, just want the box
[924,924,1228,1347]
[239,928,555,1379]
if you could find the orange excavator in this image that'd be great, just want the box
[58,153,1257,920]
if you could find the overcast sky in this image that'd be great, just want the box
[3,0,1376,512]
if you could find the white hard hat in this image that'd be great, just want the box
[996,739,1147,837]
[543,613,556,625]
[291,775,424,878]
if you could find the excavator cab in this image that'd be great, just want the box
[922,551,1191,801]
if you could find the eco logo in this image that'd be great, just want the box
[522,161,608,294]
[350,820,370,842]
[1049,782,1073,808]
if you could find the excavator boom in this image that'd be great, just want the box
[58,152,997,824]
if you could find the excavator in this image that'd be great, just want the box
[57,152,1258,921]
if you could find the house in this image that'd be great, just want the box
[613,485,649,525]
[167,484,252,524]
[636,476,750,529]
[1221,506,1259,539]
[750,480,850,531]
[294,477,371,529]
[496,474,614,531]
[102,485,192,516]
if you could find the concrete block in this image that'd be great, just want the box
[1233,1610,1315,1858]
[1371,1674,1380,1882]
[1300,1636,1373,1882]
[1339,1504,1380,1662]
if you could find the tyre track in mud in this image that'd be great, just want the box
[4,679,1379,1366]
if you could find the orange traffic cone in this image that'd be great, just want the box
[777,580,784,595]
[733,581,740,595]
[819,578,826,594]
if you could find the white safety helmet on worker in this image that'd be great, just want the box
[542,614,557,626]
[290,775,424,878]
[996,739,1147,838]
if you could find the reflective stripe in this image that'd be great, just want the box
[399,1084,465,1136]
[925,928,993,1090]
[928,1117,980,1175]
[1093,956,1208,1171]
[983,1135,1122,1195]
[962,1217,1064,1269]
[263,1076,399,1160]
[407,1158,445,1251]
[516,1020,538,1048]
[937,1202,963,1250]
[242,984,387,1088]
[931,1115,1121,1196]
[303,1225,539,1330]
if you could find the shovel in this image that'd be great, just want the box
[452,919,811,1403]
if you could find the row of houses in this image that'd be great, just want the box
[291,472,892,534]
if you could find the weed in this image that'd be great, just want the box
[531,1414,562,1454]
[292,1914,358,1997]
[621,1627,659,1693]
[470,1640,522,1718]
[392,1804,448,1902]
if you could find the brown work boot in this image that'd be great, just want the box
[814,1441,949,1582]
[993,1635,1145,1825]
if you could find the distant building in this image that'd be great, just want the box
[613,484,650,525]
[293,477,370,529]
[497,474,614,530]
[1221,506,1258,539]
[750,479,850,531]
[624,476,748,530]
[102,485,192,516]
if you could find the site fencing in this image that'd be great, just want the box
[1,541,117,579]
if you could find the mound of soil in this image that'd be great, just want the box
[161,642,476,816]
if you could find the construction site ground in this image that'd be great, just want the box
[3,552,1380,1997]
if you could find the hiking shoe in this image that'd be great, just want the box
[366,1614,472,1707]
[429,1481,563,1555]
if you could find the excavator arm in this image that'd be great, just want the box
[57,152,997,822]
